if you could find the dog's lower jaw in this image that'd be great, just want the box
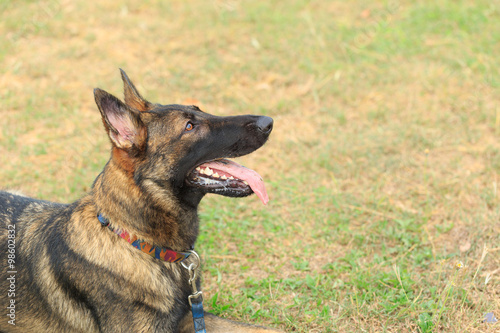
[176,185,206,209]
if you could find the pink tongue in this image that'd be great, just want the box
[200,159,269,205]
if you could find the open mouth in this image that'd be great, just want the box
[185,159,269,205]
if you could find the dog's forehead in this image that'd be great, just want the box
[150,104,209,118]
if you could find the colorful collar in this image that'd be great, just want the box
[97,214,192,263]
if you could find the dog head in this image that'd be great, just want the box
[93,70,273,207]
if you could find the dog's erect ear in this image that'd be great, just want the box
[94,88,146,150]
[120,69,153,112]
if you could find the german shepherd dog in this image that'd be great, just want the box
[0,70,280,332]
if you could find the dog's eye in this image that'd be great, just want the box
[185,122,194,131]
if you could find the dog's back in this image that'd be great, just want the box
[0,191,67,242]
[0,190,64,220]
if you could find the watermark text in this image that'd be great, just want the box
[6,224,16,326]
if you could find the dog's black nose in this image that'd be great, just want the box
[256,116,273,134]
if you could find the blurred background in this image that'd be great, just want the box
[1,1,499,332]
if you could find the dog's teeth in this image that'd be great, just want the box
[205,167,213,176]
[199,168,206,175]
[221,175,227,180]
[243,181,249,185]
[213,172,220,178]
[229,176,234,180]
[196,167,201,171]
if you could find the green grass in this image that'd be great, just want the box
[1,0,500,331]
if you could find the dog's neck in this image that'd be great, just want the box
[91,157,200,251]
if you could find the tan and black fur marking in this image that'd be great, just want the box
[0,70,280,332]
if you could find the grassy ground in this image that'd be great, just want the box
[1,0,499,332]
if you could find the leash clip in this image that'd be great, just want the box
[183,253,203,306]
[182,250,206,333]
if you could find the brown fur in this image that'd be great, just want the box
[0,70,280,332]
